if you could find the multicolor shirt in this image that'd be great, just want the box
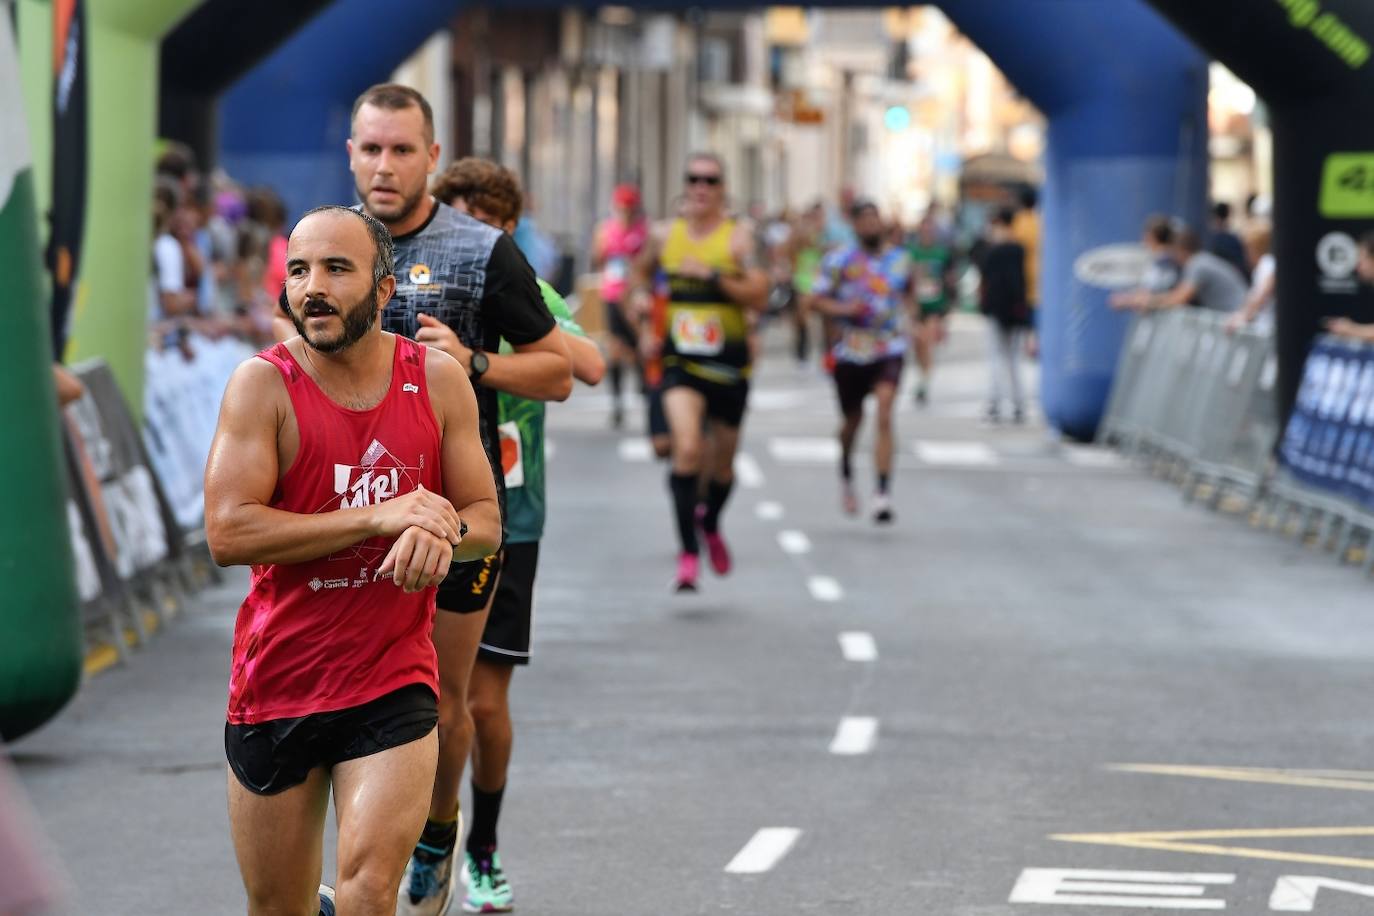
[813,244,913,365]
[497,280,585,544]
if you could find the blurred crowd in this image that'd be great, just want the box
[149,144,292,354]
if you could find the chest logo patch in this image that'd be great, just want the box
[409,264,432,285]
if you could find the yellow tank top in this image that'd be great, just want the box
[659,218,750,383]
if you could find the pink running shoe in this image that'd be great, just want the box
[703,531,732,576]
[674,552,700,592]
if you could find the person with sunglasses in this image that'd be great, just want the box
[632,153,769,592]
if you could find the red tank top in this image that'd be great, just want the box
[227,335,443,724]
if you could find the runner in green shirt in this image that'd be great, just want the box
[430,158,605,915]
[908,212,955,406]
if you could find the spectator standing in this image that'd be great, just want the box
[1011,187,1041,355]
[1225,221,1277,334]
[1207,201,1250,282]
[980,208,1031,424]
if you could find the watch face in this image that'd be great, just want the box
[471,352,489,375]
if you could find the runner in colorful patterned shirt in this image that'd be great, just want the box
[432,157,604,915]
[812,200,917,524]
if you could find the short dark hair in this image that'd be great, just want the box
[295,205,395,287]
[994,207,1016,227]
[1212,201,1232,222]
[1145,214,1174,246]
[849,198,879,220]
[431,157,523,226]
[1019,187,1038,210]
[351,83,435,143]
[1176,227,1204,254]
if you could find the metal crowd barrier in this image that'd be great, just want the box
[1099,309,1279,506]
[62,334,251,668]
[1100,309,1374,575]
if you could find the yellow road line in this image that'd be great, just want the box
[1109,763,1374,793]
[1053,826,1374,872]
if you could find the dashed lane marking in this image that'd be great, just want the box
[838,631,878,662]
[829,716,878,755]
[913,440,1000,467]
[778,530,811,555]
[755,501,785,521]
[734,452,765,488]
[807,576,843,602]
[725,828,803,874]
[618,438,653,462]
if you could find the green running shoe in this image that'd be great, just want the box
[462,851,514,913]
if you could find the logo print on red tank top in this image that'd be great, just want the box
[315,438,425,564]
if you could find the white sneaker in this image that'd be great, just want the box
[871,493,894,524]
[397,811,462,916]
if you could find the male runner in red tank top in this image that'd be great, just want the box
[205,205,501,916]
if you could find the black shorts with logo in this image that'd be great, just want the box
[478,541,540,666]
[436,552,503,614]
[833,356,904,416]
[225,683,437,796]
[661,365,750,428]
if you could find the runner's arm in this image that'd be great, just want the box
[204,359,463,567]
[719,223,770,312]
[427,350,502,563]
[562,330,606,385]
[481,236,572,401]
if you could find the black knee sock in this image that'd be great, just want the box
[417,808,460,861]
[841,444,854,482]
[878,473,890,494]
[609,363,624,403]
[701,478,734,534]
[669,472,699,554]
[465,782,506,857]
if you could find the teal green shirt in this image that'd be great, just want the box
[497,279,584,544]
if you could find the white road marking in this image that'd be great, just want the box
[829,716,878,755]
[734,452,765,488]
[1062,444,1125,469]
[777,530,811,555]
[755,501,785,521]
[914,440,1000,467]
[769,437,840,463]
[1009,868,1234,908]
[725,828,802,874]
[618,438,653,462]
[838,631,878,662]
[808,576,843,602]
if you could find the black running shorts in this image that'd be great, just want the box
[833,356,904,417]
[225,684,437,795]
[478,541,540,666]
[436,552,503,614]
[661,366,750,428]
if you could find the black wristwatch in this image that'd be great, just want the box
[458,518,468,541]
[469,350,490,381]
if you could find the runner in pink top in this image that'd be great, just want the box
[204,205,501,915]
[592,184,649,428]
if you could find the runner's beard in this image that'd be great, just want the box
[359,179,428,226]
[289,288,379,354]
[860,233,884,252]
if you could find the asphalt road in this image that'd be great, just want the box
[14,316,1374,915]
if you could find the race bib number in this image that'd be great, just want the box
[671,312,725,356]
[843,328,881,361]
[499,421,524,489]
[605,257,629,283]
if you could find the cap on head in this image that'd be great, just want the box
[613,184,641,211]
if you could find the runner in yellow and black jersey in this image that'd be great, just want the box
[633,153,769,592]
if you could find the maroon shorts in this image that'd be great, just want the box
[833,356,904,416]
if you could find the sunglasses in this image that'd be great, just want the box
[685,173,722,187]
